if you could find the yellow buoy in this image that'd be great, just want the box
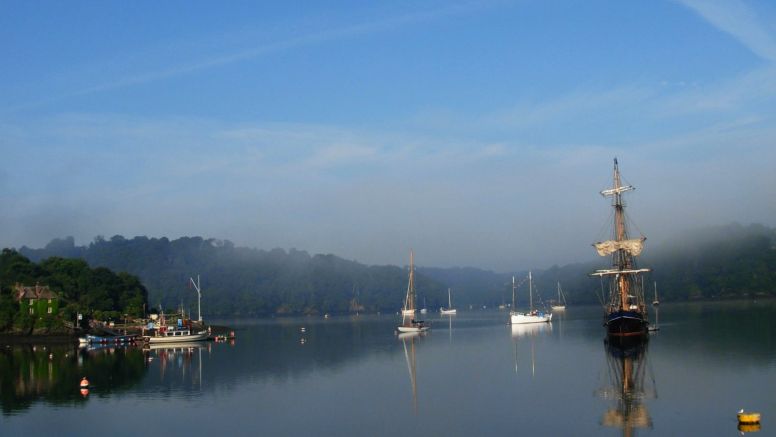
[738,409,761,424]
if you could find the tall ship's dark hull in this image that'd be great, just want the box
[605,310,648,338]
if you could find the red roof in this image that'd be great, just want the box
[14,284,58,301]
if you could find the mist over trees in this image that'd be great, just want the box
[19,236,449,316]
[13,223,776,317]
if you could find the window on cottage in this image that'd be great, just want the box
[48,307,53,314]
[48,298,52,304]
[29,299,34,305]
[29,308,34,315]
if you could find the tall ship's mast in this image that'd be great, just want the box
[592,158,650,340]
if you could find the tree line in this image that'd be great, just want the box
[13,222,776,318]
[0,249,147,333]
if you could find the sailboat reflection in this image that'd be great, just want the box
[597,341,657,437]
[398,332,424,413]
[143,341,210,387]
[510,323,552,377]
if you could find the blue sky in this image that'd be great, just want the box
[2,0,775,271]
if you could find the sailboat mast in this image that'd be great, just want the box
[512,276,516,309]
[612,159,631,312]
[529,271,533,311]
[408,250,415,311]
[448,288,452,308]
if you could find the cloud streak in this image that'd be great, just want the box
[3,1,494,115]
[678,0,776,62]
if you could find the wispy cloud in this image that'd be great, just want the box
[678,0,776,62]
[3,1,494,114]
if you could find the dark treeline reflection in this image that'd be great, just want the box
[652,300,776,368]
[0,343,147,415]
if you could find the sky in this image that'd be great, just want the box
[1,0,775,272]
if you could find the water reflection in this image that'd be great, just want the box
[0,343,146,415]
[398,332,423,413]
[597,341,657,437]
[143,341,211,389]
[510,323,552,377]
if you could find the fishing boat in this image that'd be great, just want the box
[397,250,430,333]
[440,288,457,315]
[551,281,567,311]
[510,271,552,324]
[142,312,209,344]
[592,158,650,340]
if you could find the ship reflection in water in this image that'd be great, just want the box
[398,331,424,413]
[510,322,552,378]
[143,340,217,388]
[597,340,657,437]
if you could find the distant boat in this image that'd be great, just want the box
[397,250,430,333]
[510,271,552,324]
[551,281,567,311]
[79,334,139,345]
[591,158,650,340]
[649,282,660,332]
[440,288,457,315]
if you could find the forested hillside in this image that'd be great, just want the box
[15,223,776,317]
[20,236,448,316]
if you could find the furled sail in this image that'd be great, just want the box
[594,238,646,257]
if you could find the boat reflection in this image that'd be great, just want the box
[0,343,146,415]
[510,323,552,377]
[597,341,657,437]
[398,331,424,413]
[510,322,553,338]
[143,341,210,387]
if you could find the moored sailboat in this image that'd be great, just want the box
[592,158,650,340]
[510,271,552,324]
[551,281,567,311]
[440,288,457,315]
[397,250,430,333]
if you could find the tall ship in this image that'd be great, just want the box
[592,158,650,339]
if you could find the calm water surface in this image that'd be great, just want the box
[1,301,775,436]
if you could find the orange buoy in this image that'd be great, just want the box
[80,377,89,388]
[80,388,89,397]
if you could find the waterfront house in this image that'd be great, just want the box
[14,283,60,316]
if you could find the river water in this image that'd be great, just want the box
[1,300,774,436]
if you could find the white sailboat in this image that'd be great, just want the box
[551,281,567,311]
[440,288,457,315]
[510,271,552,324]
[397,250,430,333]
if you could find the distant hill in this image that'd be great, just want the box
[19,236,449,316]
[15,223,776,316]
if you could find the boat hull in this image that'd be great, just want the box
[144,331,209,343]
[440,309,457,315]
[551,305,566,311]
[510,312,552,324]
[397,325,430,333]
[605,310,648,338]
